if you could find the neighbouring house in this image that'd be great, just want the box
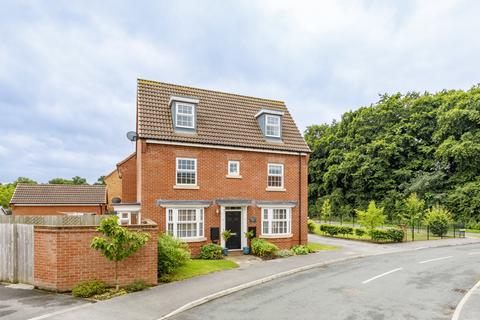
[104,152,137,211]
[106,79,311,254]
[10,184,107,216]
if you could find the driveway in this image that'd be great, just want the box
[0,284,89,320]
[171,243,480,320]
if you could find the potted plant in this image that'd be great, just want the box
[222,230,232,256]
[243,230,255,254]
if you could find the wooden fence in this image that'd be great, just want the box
[0,224,34,284]
[0,215,107,226]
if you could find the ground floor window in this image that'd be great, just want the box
[167,208,204,239]
[261,208,291,235]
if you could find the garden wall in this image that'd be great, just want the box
[34,221,158,292]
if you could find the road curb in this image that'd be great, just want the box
[156,239,480,320]
[451,279,480,320]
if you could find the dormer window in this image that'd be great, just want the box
[170,95,199,132]
[176,103,195,129]
[255,109,284,140]
[265,115,281,138]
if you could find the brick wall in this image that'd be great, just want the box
[34,222,158,292]
[119,153,137,203]
[104,170,121,211]
[12,205,106,216]
[139,141,308,255]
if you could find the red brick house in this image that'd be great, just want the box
[10,184,107,216]
[108,80,310,254]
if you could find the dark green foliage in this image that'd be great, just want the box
[369,228,404,242]
[49,176,87,185]
[251,238,279,259]
[386,228,405,242]
[72,280,107,298]
[199,243,223,260]
[354,228,366,237]
[319,224,353,236]
[157,233,190,275]
[124,280,148,293]
[291,245,313,255]
[306,87,480,223]
[307,220,316,233]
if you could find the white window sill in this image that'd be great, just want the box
[266,187,286,192]
[181,237,207,243]
[260,234,293,239]
[226,175,242,179]
[174,185,200,190]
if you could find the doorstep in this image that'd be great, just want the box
[225,254,262,267]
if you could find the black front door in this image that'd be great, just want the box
[225,210,241,249]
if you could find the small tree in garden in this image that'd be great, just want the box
[424,205,453,237]
[91,216,150,290]
[356,201,386,231]
[401,193,425,241]
[321,199,332,223]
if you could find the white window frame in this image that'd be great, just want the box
[176,157,197,186]
[227,160,240,176]
[267,163,284,188]
[261,207,291,236]
[166,208,204,240]
[265,114,281,138]
[175,102,195,129]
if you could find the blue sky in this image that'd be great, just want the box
[1,0,480,183]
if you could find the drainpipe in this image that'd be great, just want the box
[298,153,302,245]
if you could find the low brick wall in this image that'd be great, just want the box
[34,222,158,292]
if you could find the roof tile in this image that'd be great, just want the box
[10,184,107,205]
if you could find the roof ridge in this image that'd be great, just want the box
[137,78,285,105]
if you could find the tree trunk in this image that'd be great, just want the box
[115,260,119,291]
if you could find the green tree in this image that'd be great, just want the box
[320,199,332,223]
[400,193,425,241]
[424,206,453,237]
[49,176,88,185]
[91,216,150,290]
[355,201,386,230]
[95,176,106,185]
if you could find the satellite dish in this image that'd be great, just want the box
[112,197,122,204]
[126,131,137,142]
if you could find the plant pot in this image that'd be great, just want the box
[222,248,229,256]
[243,247,250,255]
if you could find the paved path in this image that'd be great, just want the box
[172,243,480,320]
[23,236,478,320]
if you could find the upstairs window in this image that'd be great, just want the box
[268,163,284,188]
[265,115,281,138]
[228,161,240,176]
[175,103,195,129]
[176,158,197,185]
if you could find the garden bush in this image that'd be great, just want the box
[354,228,366,237]
[319,224,353,236]
[386,228,404,242]
[369,228,404,242]
[291,245,312,255]
[251,238,279,259]
[199,243,223,260]
[158,233,190,276]
[307,220,316,233]
[72,280,107,298]
[424,206,453,237]
[124,280,148,293]
[276,249,294,258]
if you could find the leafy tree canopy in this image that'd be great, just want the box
[48,176,87,185]
[306,86,480,223]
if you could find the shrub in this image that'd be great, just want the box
[356,201,386,230]
[369,228,404,242]
[291,245,312,255]
[157,233,190,276]
[355,228,366,237]
[251,238,279,259]
[307,220,316,233]
[386,228,404,242]
[424,206,453,237]
[200,243,223,260]
[276,249,294,258]
[72,280,107,298]
[319,224,353,237]
[124,280,148,293]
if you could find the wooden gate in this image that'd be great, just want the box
[0,224,34,284]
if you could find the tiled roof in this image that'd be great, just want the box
[137,79,311,153]
[10,184,107,205]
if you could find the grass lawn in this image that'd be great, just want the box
[307,242,339,251]
[466,229,480,234]
[159,259,239,283]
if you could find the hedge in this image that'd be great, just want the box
[319,224,353,236]
[369,228,404,242]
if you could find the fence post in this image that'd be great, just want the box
[453,226,456,238]
[412,225,415,241]
[427,226,429,240]
[12,223,18,283]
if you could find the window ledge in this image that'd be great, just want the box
[182,237,207,243]
[226,175,242,179]
[260,234,293,239]
[174,185,200,190]
[266,187,286,192]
